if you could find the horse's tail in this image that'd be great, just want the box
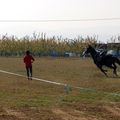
[115,57,120,65]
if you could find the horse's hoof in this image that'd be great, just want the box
[105,74,108,77]
[104,70,108,72]
[115,74,118,77]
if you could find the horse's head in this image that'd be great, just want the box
[82,45,93,56]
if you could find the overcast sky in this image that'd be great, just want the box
[0,0,120,42]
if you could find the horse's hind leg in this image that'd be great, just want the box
[113,63,117,76]
[107,64,118,76]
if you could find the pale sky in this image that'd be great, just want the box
[0,0,120,42]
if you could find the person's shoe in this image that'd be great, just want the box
[30,76,32,80]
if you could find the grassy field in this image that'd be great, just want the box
[0,57,119,120]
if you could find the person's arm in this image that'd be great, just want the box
[23,57,26,63]
[31,56,35,62]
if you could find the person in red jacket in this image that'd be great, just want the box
[24,50,35,80]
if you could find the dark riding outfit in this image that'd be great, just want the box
[96,50,107,63]
[24,51,35,80]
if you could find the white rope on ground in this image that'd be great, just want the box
[0,70,66,86]
[0,69,120,97]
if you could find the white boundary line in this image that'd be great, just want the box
[0,69,120,97]
[0,70,67,86]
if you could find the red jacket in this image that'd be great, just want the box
[24,55,35,67]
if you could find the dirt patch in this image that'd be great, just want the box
[52,108,99,120]
[0,105,119,120]
[104,106,120,117]
[20,107,62,120]
[73,103,120,120]
[4,108,28,119]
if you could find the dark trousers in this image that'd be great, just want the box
[26,66,32,78]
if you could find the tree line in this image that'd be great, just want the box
[0,33,97,57]
[0,33,119,57]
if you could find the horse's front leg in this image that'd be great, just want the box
[97,64,108,77]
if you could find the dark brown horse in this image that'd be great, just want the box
[83,45,120,77]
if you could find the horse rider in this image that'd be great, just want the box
[96,49,107,62]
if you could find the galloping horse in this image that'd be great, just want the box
[83,45,120,77]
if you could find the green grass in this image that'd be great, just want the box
[0,57,119,108]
